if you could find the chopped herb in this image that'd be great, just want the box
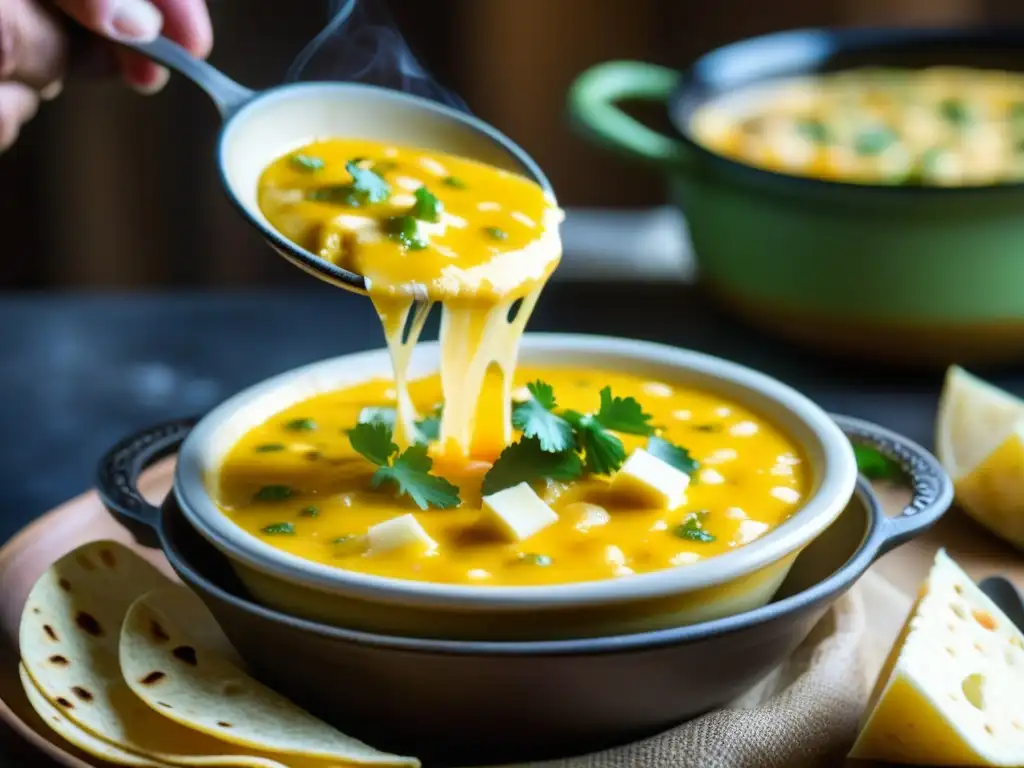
[512,380,574,453]
[304,450,321,462]
[481,436,583,496]
[673,511,715,543]
[359,407,397,429]
[332,534,357,544]
[254,485,294,502]
[415,411,442,442]
[386,215,428,251]
[306,160,390,207]
[939,98,970,126]
[289,154,324,173]
[515,553,553,567]
[344,160,390,203]
[285,418,317,432]
[853,444,901,481]
[358,405,441,444]
[299,505,319,518]
[484,226,508,241]
[854,126,897,156]
[261,522,295,535]
[795,117,830,144]
[562,410,626,476]
[443,176,466,189]
[254,443,285,453]
[646,436,699,474]
[348,422,460,509]
[411,186,443,223]
[594,386,654,435]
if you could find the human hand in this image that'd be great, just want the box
[0,0,213,149]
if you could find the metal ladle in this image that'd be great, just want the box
[119,36,553,294]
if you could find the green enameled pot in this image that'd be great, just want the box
[568,28,1024,367]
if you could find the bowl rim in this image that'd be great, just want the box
[163,477,881,655]
[670,25,1024,196]
[174,333,858,610]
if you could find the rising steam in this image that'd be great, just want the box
[285,0,469,111]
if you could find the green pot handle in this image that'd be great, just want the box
[568,60,688,167]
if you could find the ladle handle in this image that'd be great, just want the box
[121,35,254,117]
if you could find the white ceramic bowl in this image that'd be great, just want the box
[168,334,863,640]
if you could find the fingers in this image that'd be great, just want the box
[0,80,39,150]
[53,0,162,43]
[54,0,213,95]
[0,0,68,89]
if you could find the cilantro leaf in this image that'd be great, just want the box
[348,422,459,509]
[673,511,715,543]
[290,153,324,172]
[254,485,294,502]
[594,387,654,435]
[647,436,698,474]
[411,186,443,223]
[348,421,398,466]
[358,405,441,443]
[562,410,626,476]
[386,215,428,250]
[261,522,295,535]
[345,160,390,203]
[285,417,317,432]
[371,443,460,510]
[481,436,583,496]
[443,176,466,189]
[512,380,574,453]
[306,161,391,207]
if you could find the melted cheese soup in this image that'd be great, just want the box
[691,67,1024,186]
[227,138,810,586]
[217,369,809,585]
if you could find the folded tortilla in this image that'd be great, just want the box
[19,540,418,768]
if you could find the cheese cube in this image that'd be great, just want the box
[609,448,691,509]
[366,514,437,555]
[480,482,558,542]
[849,549,1024,766]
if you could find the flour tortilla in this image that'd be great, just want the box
[19,541,415,767]
[120,585,419,767]
[20,663,174,767]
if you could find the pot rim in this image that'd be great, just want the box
[174,333,858,610]
[669,25,1024,197]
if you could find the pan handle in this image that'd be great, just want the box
[831,413,953,556]
[95,418,198,547]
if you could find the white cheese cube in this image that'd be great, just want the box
[480,482,558,542]
[366,514,436,555]
[609,448,691,509]
[849,549,1024,766]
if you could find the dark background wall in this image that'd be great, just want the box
[0,0,1015,288]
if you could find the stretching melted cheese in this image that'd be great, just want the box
[259,139,562,455]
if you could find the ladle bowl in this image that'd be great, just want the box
[128,36,553,293]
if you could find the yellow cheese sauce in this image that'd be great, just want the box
[215,368,809,586]
[259,138,563,457]
[691,66,1024,186]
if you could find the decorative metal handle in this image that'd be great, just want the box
[831,413,953,555]
[95,417,198,547]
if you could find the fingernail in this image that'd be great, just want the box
[128,66,169,95]
[109,0,163,42]
[40,80,63,102]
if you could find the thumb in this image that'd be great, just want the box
[54,0,163,43]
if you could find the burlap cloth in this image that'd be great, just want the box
[519,572,912,768]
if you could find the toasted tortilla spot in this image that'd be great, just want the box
[74,611,103,637]
[171,646,197,666]
[99,549,117,568]
[150,620,170,643]
[55,697,73,708]
[58,578,71,592]
[71,686,93,702]
[48,655,68,666]
[141,671,167,685]
[43,625,57,641]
